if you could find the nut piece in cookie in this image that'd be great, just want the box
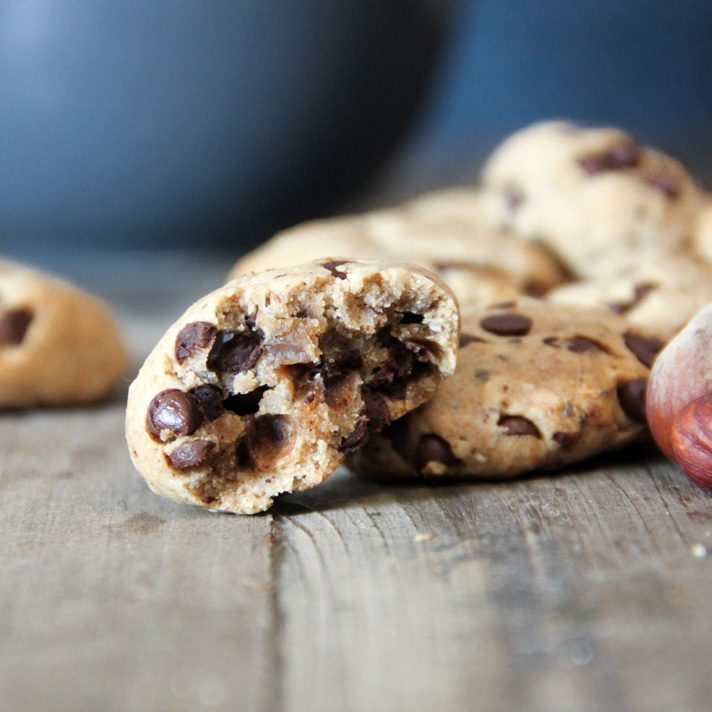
[347,298,660,481]
[126,259,459,514]
[0,259,127,407]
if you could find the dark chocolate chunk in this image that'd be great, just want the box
[553,431,580,449]
[480,313,533,336]
[567,336,608,354]
[414,434,458,472]
[339,417,369,454]
[207,329,263,372]
[339,389,390,454]
[223,385,269,416]
[0,307,33,345]
[189,385,224,421]
[623,331,664,368]
[617,378,648,423]
[370,340,425,400]
[321,260,349,279]
[253,414,290,446]
[498,416,541,438]
[399,312,424,324]
[524,281,547,298]
[646,172,680,198]
[166,439,215,470]
[175,322,217,363]
[146,389,203,439]
[319,329,362,378]
[459,333,485,348]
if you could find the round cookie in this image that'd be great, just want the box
[126,258,459,514]
[0,259,127,407]
[480,121,705,277]
[346,297,662,480]
[231,198,567,305]
[692,196,712,263]
[548,254,712,341]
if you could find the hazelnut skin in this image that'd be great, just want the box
[646,302,712,488]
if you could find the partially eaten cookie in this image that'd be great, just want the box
[125,259,459,513]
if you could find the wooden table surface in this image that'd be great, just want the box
[2,251,712,712]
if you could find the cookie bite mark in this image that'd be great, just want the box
[0,307,33,345]
[617,378,648,423]
[577,140,641,174]
[480,313,533,336]
[146,389,203,441]
[498,415,541,438]
[127,260,459,514]
[623,331,664,368]
[175,321,217,363]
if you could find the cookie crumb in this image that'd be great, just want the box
[692,543,707,558]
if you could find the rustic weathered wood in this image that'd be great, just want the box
[2,253,712,712]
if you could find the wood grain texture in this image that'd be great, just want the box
[2,253,712,712]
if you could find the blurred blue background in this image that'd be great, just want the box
[1,0,712,254]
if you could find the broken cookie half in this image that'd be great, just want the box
[125,259,460,514]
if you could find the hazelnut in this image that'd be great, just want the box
[646,302,712,488]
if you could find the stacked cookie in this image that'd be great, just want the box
[127,120,712,512]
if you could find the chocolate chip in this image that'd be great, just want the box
[189,385,224,421]
[223,386,269,416]
[553,431,579,449]
[175,322,217,363]
[253,414,290,446]
[166,439,215,470]
[459,333,485,348]
[480,313,532,336]
[321,260,349,279]
[207,330,263,372]
[414,434,458,472]
[567,336,608,354]
[399,312,424,324]
[608,302,630,315]
[542,336,559,347]
[617,378,648,423]
[319,329,362,378]
[498,416,541,438]
[146,389,203,439]
[524,281,547,298]
[634,283,657,301]
[370,340,425,399]
[578,141,641,174]
[505,187,524,211]
[339,389,390,454]
[607,141,641,168]
[646,172,680,198]
[0,308,33,345]
[623,331,664,368]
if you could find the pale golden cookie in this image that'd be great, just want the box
[347,298,661,480]
[0,259,127,407]
[480,121,705,276]
[126,259,459,514]
[548,254,712,341]
[231,196,567,305]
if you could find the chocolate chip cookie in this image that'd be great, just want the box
[480,121,705,277]
[346,298,661,480]
[0,259,127,407]
[231,198,568,305]
[548,253,712,341]
[126,259,459,513]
